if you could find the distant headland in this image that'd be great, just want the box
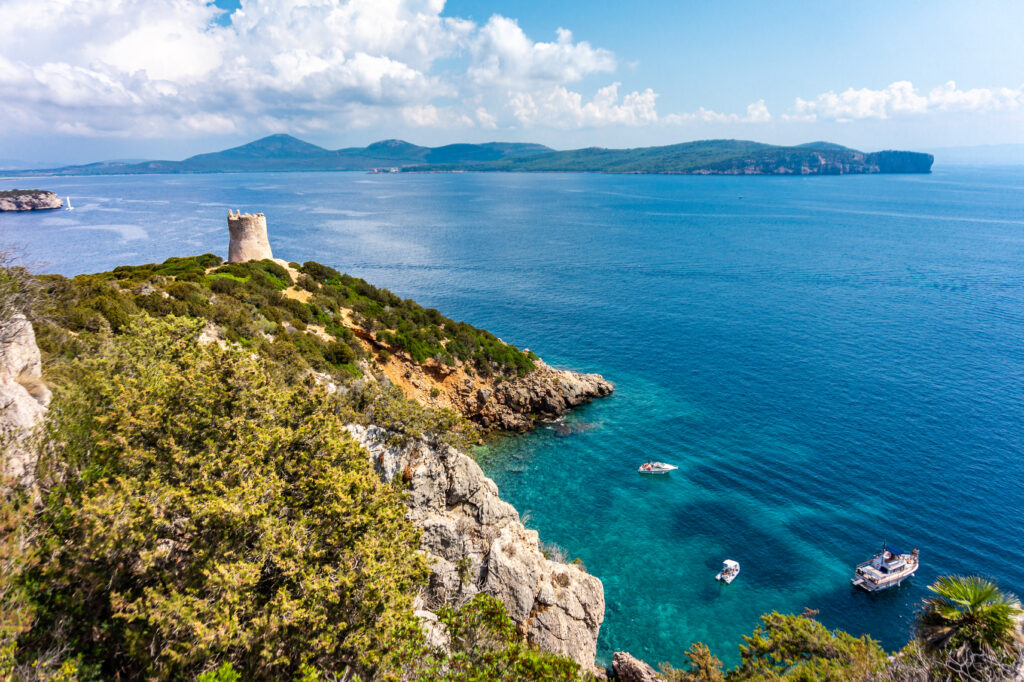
[7,134,933,177]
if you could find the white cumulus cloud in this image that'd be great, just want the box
[4,0,1017,146]
[468,17,615,88]
[787,80,1024,122]
[509,83,658,128]
[0,0,651,139]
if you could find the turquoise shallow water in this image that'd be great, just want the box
[3,167,1024,667]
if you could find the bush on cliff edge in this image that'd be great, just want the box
[18,316,429,680]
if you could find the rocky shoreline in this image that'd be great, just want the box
[361,330,614,432]
[0,190,63,211]
[347,424,605,669]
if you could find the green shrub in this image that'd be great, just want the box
[23,316,428,680]
[300,262,342,284]
[424,594,585,681]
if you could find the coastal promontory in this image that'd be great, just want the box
[0,189,62,211]
[3,208,615,674]
[12,135,934,176]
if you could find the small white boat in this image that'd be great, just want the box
[65,196,74,211]
[637,461,678,475]
[851,543,919,592]
[716,559,740,584]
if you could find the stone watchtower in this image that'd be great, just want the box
[227,210,274,263]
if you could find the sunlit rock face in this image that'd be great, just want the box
[0,315,50,487]
[347,424,605,667]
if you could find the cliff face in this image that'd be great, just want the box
[0,316,50,486]
[696,149,935,175]
[346,424,605,668]
[0,190,62,211]
[866,150,935,173]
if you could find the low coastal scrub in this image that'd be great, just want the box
[33,254,535,383]
[0,315,581,681]
[296,260,536,376]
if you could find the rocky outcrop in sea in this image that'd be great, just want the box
[0,190,62,211]
[346,423,605,668]
[0,315,50,486]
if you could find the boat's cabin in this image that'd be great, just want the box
[866,547,914,574]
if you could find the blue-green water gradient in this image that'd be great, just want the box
[3,167,1023,667]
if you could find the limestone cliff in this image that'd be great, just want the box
[0,315,50,486]
[346,424,605,668]
[0,190,62,211]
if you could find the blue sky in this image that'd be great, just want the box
[1,0,1022,165]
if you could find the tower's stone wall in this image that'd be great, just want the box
[227,210,273,263]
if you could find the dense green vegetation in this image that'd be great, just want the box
[20,317,428,679]
[32,254,534,379]
[296,259,536,375]
[0,190,53,199]
[17,135,554,175]
[0,315,577,681]
[16,134,932,176]
[405,140,934,175]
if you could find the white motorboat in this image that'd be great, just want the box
[851,543,919,592]
[638,461,678,475]
[716,559,740,584]
[65,196,74,211]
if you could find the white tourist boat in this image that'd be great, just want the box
[637,461,678,475]
[851,544,919,592]
[716,559,740,584]
[65,196,74,211]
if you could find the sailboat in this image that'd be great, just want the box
[65,196,74,211]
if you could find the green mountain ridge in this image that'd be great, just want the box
[9,135,932,176]
[407,139,933,174]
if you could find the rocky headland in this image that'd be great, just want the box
[0,304,611,670]
[366,343,614,432]
[0,190,62,211]
[0,215,617,674]
[347,424,605,668]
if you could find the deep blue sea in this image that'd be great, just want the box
[3,167,1024,667]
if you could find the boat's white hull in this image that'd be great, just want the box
[716,571,739,584]
[851,568,916,592]
[638,462,678,474]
